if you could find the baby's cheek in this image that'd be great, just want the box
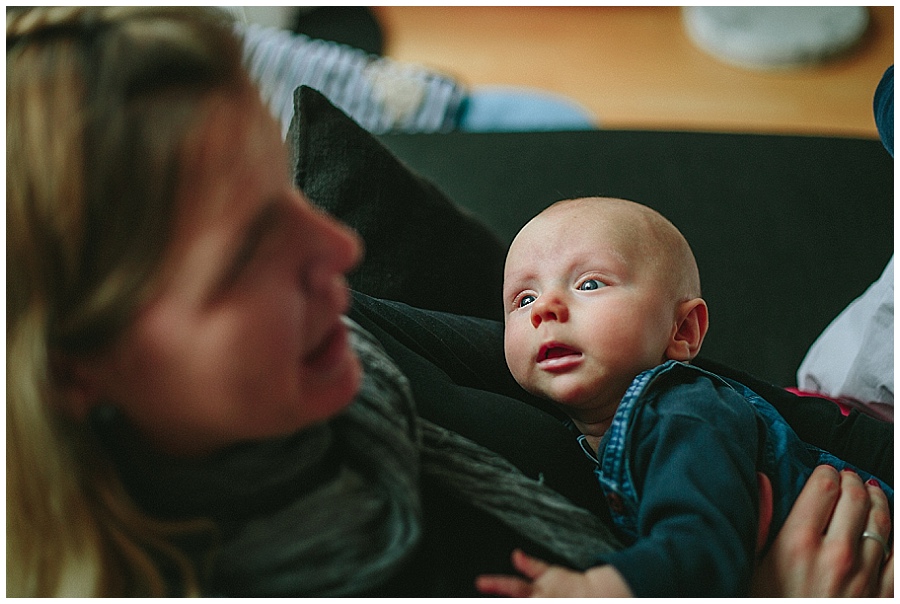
[512,358,541,395]
[504,332,528,382]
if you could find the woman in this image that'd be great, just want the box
[7,7,892,597]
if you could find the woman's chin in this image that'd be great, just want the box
[332,347,363,412]
[310,344,363,423]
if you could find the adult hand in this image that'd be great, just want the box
[751,465,892,597]
[877,548,893,597]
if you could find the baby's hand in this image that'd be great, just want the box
[475,549,632,598]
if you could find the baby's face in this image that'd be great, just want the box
[503,199,680,425]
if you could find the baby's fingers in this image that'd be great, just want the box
[511,549,552,579]
[475,574,535,597]
[475,550,552,597]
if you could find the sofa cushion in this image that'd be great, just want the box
[286,85,506,321]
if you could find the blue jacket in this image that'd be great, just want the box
[581,360,893,596]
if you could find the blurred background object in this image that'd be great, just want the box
[681,7,870,70]
[373,6,893,138]
[292,7,383,55]
[230,6,893,138]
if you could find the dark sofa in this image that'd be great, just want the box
[376,129,893,389]
[288,83,891,519]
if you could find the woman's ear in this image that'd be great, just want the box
[50,352,106,421]
[666,298,709,361]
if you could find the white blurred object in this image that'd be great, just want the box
[797,256,893,421]
[220,6,297,30]
[682,6,869,70]
[239,23,465,136]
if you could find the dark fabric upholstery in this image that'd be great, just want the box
[287,85,506,321]
[378,130,894,388]
[285,86,892,492]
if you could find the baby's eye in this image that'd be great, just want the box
[517,294,537,308]
[578,279,605,291]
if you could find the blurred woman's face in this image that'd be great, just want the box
[84,91,363,456]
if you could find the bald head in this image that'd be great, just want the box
[515,197,701,302]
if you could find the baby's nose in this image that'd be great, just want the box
[531,294,568,327]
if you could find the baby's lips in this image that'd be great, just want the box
[537,342,580,362]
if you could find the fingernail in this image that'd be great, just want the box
[867,478,882,487]
[842,467,858,474]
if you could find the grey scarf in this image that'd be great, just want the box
[101,319,620,596]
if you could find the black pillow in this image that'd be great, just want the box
[286,85,506,321]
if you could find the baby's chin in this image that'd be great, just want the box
[532,382,596,410]
[546,381,627,418]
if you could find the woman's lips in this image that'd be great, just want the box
[304,320,351,373]
[536,343,583,372]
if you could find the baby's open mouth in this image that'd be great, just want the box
[537,343,581,362]
[536,343,583,372]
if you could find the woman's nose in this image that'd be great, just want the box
[531,294,568,328]
[314,208,363,276]
[298,197,364,293]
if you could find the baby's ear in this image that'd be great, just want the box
[666,298,709,361]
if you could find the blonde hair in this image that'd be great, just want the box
[7,7,248,596]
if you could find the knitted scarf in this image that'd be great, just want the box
[99,319,620,596]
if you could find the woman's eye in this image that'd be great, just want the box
[518,294,536,308]
[578,279,605,291]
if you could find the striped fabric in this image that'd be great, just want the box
[238,23,467,137]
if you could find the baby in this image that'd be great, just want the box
[482,197,892,596]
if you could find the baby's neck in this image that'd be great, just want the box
[562,386,625,446]
[569,417,613,454]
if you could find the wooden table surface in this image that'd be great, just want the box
[374,6,894,138]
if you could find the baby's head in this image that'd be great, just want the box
[503,197,708,431]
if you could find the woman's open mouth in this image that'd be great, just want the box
[304,320,351,374]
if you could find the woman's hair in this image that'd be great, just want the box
[7,7,249,596]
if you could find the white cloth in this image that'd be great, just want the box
[797,256,893,421]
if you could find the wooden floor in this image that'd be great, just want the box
[373,6,894,139]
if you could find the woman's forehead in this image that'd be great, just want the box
[176,90,283,222]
